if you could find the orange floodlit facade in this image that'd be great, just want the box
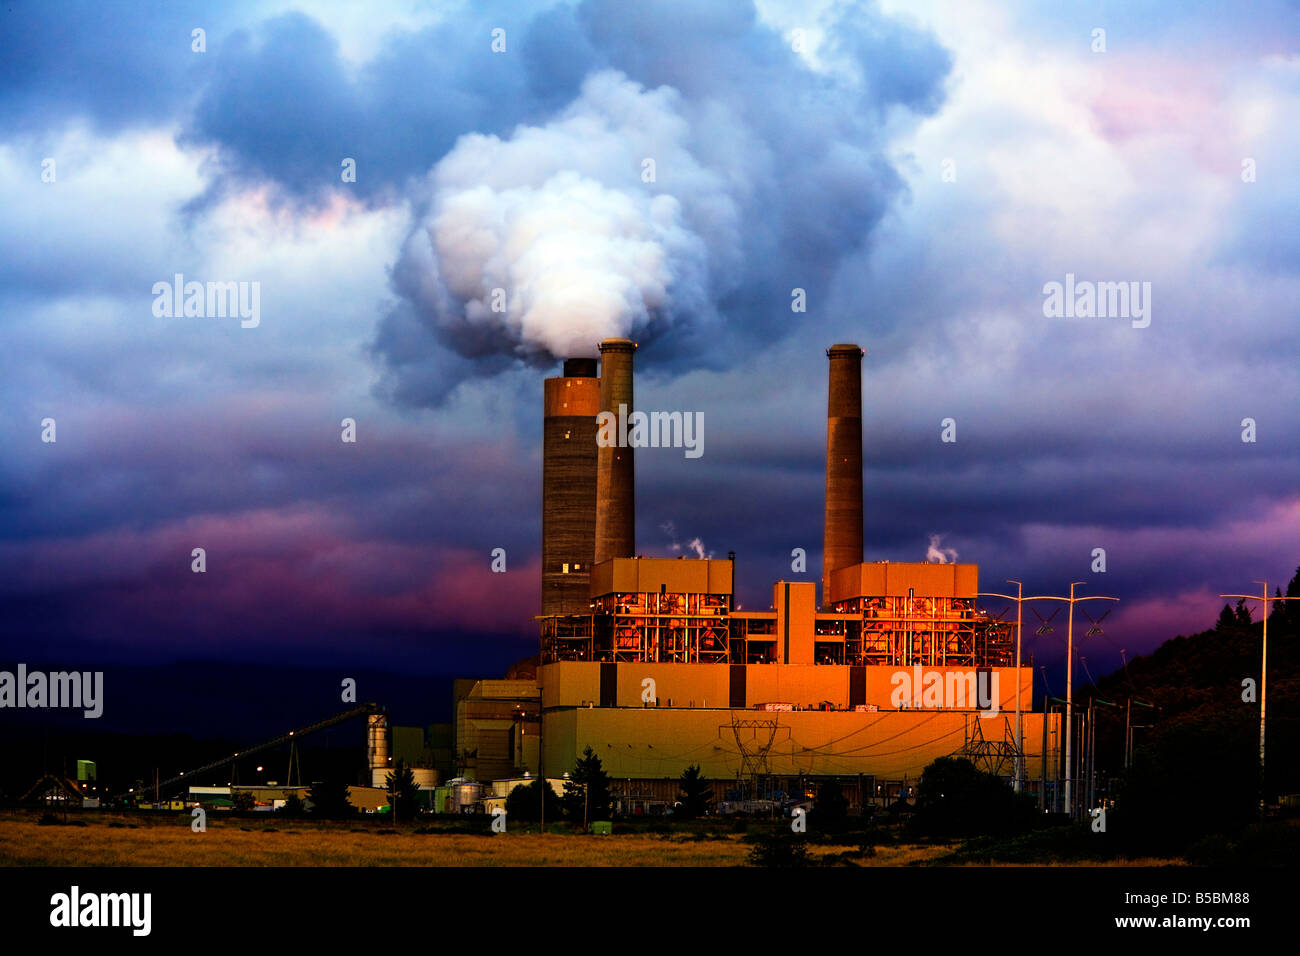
[455,342,1062,806]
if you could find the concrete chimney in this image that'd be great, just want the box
[823,344,864,606]
[595,338,636,566]
[542,357,599,615]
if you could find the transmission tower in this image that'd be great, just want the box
[956,714,1020,779]
[724,717,779,800]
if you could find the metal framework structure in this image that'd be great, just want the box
[598,591,731,662]
[540,613,597,661]
[541,594,1013,667]
[107,702,385,801]
[956,714,1022,779]
[724,717,785,800]
[829,595,1013,667]
[540,590,731,663]
[728,616,778,664]
[21,774,83,805]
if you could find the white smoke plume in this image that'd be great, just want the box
[686,537,712,560]
[661,521,711,559]
[661,520,680,552]
[401,70,739,360]
[925,534,957,564]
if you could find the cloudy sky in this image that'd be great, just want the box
[1,0,1297,715]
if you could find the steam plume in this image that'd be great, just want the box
[397,71,735,361]
[925,534,957,564]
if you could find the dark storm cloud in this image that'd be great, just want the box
[0,0,243,134]
[2,0,951,400]
[364,0,950,402]
[178,2,581,211]
[1,0,1297,702]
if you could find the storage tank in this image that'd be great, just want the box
[410,768,438,788]
[449,778,485,813]
[366,712,390,788]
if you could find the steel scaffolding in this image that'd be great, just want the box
[541,595,1013,667]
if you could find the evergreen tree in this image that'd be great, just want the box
[385,760,422,822]
[1287,566,1300,624]
[1216,603,1236,632]
[562,746,612,824]
[1235,598,1253,628]
[1270,576,1298,634]
[308,778,354,819]
[813,778,850,827]
[909,757,1033,839]
[676,764,714,819]
[505,777,561,822]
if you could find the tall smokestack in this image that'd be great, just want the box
[595,338,637,565]
[823,344,864,606]
[542,357,599,615]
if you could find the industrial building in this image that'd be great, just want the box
[449,341,1062,813]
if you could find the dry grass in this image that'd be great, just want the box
[943,857,1185,867]
[0,812,966,867]
[0,815,750,866]
[0,813,1175,867]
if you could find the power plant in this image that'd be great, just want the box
[460,340,1063,812]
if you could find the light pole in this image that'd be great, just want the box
[1025,584,1119,819]
[979,581,1026,792]
[1124,697,1154,768]
[1220,581,1292,797]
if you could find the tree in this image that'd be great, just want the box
[676,764,713,820]
[385,760,421,822]
[1113,720,1259,853]
[231,789,255,812]
[909,757,1034,839]
[505,777,561,823]
[1216,603,1237,632]
[747,832,810,867]
[308,778,354,819]
[813,779,849,827]
[279,793,306,817]
[562,746,612,825]
[1269,574,1299,635]
[1235,598,1253,628]
[1284,566,1300,633]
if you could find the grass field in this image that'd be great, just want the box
[0,811,932,867]
[0,811,1185,866]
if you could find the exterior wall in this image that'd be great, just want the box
[774,581,817,664]
[392,725,431,768]
[543,708,1058,782]
[745,665,848,706]
[540,662,1033,713]
[455,679,541,781]
[589,556,733,598]
[829,561,979,604]
[541,661,600,709]
[823,344,864,601]
[595,339,636,565]
[542,374,600,615]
